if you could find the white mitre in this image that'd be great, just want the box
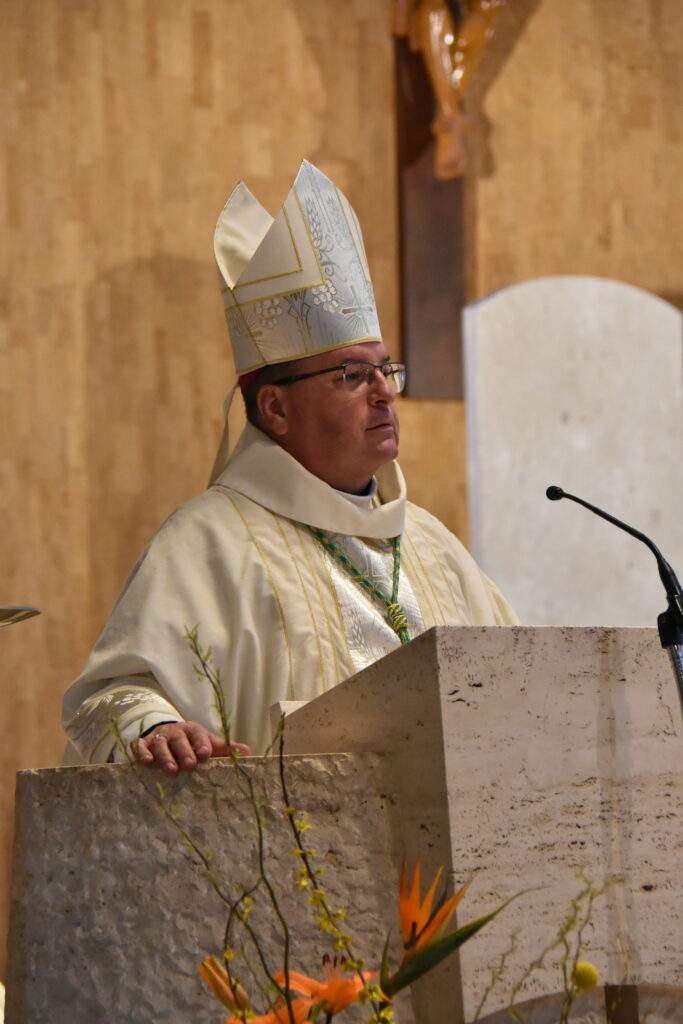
[214,159,382,375]
[209,160,383,482]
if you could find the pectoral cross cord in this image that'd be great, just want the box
[307,527,411,645]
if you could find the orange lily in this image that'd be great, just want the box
[197,955,250,1012]
[226,998,313,1024]
[274,957,375,1015]
[399,862,468,960]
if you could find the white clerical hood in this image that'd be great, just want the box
[213,423,405,539]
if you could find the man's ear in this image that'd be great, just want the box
[256,384,288,436]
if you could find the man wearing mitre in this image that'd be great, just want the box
[62,159,517,773]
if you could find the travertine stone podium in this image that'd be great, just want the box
[6,627,682,1024]
[463,276,683,627]
[6,754,401,1024]
[282,626,683,1022]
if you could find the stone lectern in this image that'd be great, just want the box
[6,627,683,1024]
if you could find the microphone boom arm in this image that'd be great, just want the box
[546,485,683,721]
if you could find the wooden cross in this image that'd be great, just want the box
[393,0,506,398]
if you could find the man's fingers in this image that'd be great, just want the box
[168,732,198,771]
[133,723,249,771]
[185,722,212,760]
[133,737,154,765]
[148,733,179,776]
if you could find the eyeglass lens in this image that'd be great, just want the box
[342,362,406,393]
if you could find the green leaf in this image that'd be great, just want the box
[383,903,507,997]
[379,930,393,994]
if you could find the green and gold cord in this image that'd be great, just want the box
[307,527,410,645]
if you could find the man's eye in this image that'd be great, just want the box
[344,368,366,382]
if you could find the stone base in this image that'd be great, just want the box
[6,753,407,1024]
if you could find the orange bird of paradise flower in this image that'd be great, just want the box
[382,860,515,999]
[274,956,375,1015]
[399,862,468,960]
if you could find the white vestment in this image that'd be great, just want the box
[62,425,517,762]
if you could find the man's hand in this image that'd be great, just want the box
[133,722,251,776]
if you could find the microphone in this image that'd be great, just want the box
[546,486,683,650]
[545,485,683,602]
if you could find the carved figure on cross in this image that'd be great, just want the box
[394,0,506,179]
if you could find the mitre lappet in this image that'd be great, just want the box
[210,159,383,481]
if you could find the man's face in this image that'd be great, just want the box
[260,341,400,493]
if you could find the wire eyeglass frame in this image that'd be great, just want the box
[272,359,406,394]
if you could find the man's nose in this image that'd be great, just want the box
[369,368,396,402]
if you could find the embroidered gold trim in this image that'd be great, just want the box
[295,525,346,686]
[402,530,441,626]
[406,524,449,625]
[67,683,177,762]
[423,531,470,621]
[228,494,295,700]
[275,518,328,690]
[234,206,303,288]
[229,190,326,305]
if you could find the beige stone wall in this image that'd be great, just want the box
[0,0,400,979]
[1,0,681,980]
[466,0,683,304]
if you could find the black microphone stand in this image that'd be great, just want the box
[546,486,683,721]
[656,595,683,720]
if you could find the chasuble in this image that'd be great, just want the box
[62,424,516,762]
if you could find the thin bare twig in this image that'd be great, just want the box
[277,724,387,1021]
[185,627,297,1024]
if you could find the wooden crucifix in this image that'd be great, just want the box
[394,0,506,398]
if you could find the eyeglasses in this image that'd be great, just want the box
[273,360,407,394]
